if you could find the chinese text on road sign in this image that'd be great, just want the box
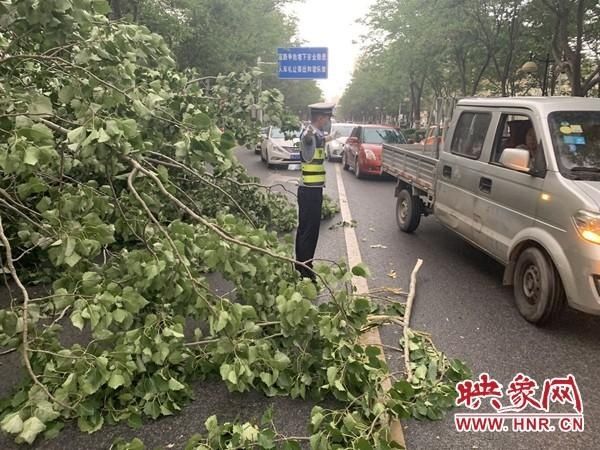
[277,47,328,80]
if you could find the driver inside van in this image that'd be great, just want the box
[517,125,538,169]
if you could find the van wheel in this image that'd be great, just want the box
[396,189,421,233]
[342,152,349,170]
[513,247,565,325]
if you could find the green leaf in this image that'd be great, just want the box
[98,128,111,143]
[214,310,229,332]
[24,147,40,166]
[204,415,218,432]
[168,378,185,391]
[108,373,126,389]
[92,0,111,15]
[113,309,127,323]
[326,367,338,387]
[29,94,53,116]
[78,412,104,433]
[34,401,60,422]
[351,263,370,278]
[43,421,64,440]
[122,288,149,314]
[272,351,290,370]
[64,252,81,267]
[1,412,23,434]
[119,119,138,138]
[18,417,46,444]
[414,365,427,380]
[70,310,85,330]
[67,126,87,145]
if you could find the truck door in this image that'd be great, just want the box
[435,110,493,242]
[472,112,545,262]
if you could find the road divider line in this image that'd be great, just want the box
[334,164,406,448]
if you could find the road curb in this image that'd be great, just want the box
[334,164,407,449]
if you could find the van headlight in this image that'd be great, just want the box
[574,210,600,244]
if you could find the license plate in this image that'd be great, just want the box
[290,153,301,161]
[288,164,300,171]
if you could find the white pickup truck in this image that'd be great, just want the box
[383,97,600,324]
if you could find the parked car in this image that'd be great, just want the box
[382,96,600,325]
[342,125,406,178]
[260,126,301,168]
[255,127,268,154]
[325,123,355,161]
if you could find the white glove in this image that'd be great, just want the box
[326,130,340,142]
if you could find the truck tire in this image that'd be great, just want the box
[396,189,421,233]
[513,247,565,325]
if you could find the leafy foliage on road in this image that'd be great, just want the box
[0,1,469,447]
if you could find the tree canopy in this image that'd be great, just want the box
[339,0,600,126]
[109,0,323,118]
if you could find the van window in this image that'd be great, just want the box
[491,114,546,174]
[450,112,492,159]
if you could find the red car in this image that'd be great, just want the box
[342,125,406,178]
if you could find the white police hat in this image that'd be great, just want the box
[308,102,336,116]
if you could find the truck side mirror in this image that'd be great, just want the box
[499,148,531,173]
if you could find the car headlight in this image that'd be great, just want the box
[330,140,341,149]
[574,210,600,244]
[364,149,377,160]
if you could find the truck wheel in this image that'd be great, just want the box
[513,247,565,325]
[396,189,421,233]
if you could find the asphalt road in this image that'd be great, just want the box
[237,147,600,450]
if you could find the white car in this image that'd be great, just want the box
[260,126,301,169]
[326,123,355,161]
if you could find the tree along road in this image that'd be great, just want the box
[237,146,600,450]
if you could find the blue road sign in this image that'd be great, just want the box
[277,47,328,80]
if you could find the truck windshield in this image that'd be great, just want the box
[548,111,600,179]
[363,128,406,145]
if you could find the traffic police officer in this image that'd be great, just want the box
[295,102,338,280]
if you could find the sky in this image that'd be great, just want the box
[284,0,377,102]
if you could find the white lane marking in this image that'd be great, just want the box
[334,164,406,447]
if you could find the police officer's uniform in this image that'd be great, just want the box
[295,103,334,280]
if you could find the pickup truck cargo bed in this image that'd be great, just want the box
[382,143,438,195]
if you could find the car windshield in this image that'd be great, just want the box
[548,111,600,178]
[271,127,298,140]
[332,125,354,137]
[363,128,406,145]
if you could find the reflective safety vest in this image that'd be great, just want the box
[301,146,326,187]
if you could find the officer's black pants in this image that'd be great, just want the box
[295,186,323,280]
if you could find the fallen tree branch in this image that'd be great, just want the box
[127,158,340,306]
[0,216,73,410]
[147,152,257,228]
[404,259,423,382]
[127,168,217,314]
